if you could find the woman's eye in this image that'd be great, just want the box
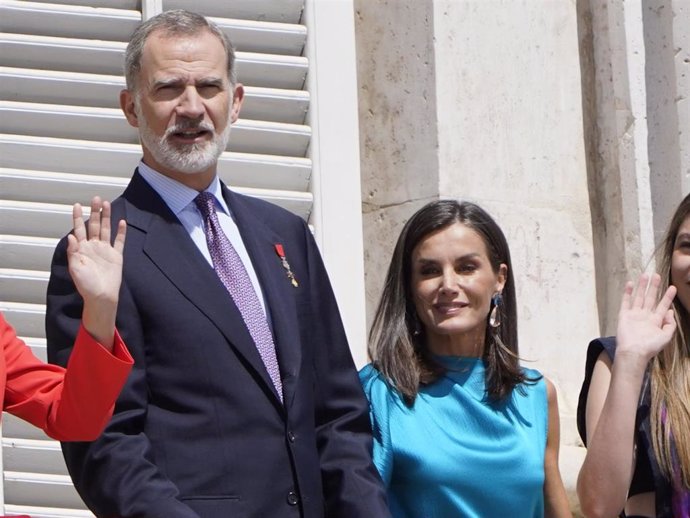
[458,263,477,273]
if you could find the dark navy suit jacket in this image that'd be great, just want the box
[46,171,390,518]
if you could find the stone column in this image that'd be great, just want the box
[643,0,690,242]
[674,0,690,195]
[355,0,441,328]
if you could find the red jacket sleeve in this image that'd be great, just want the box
[1,313,133,441]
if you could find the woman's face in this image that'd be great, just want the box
[410,222,507,354]
[671,215,690,312]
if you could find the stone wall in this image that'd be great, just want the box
[355,0,440,328]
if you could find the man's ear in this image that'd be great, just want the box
[230,83,245,123]
[120,89,140,128]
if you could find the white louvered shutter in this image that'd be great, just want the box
[0,1,314,515]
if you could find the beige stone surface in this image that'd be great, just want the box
[355,0,439,209]
[562,445,586,518]
[644,0,690,243]
[355,0,441,327]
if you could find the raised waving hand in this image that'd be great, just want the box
[616,273,676,361]
[67,197,126,350]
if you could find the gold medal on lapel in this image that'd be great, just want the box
[274,244,299,287]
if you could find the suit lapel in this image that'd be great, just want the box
[224,186,303,410]
[122,172,285,410]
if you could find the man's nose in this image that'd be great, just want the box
[176,86,204,119]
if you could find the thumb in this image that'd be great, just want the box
[661,309,677,338]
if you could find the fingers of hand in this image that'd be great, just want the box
[100,201,112,243]
[620,280,634,310]
[642,273,661,311]
[655,285,678,317]
[623,273,674,316]
[72,203,86,242]
[662,308,677,332]
[66,233,78,256]
[114,220,127,253]
[632,274,649,309]
[87,196,103,241]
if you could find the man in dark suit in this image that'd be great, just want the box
[46,10,390,518]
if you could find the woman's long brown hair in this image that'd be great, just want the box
[651,193,690,489]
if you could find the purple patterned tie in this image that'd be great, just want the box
[195,192,283,402]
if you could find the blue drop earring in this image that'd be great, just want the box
[489,293,502,328]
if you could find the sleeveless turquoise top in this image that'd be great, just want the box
[360,357,547,518]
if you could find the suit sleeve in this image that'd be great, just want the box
[2,313,132,441]
[301,223,391,518]
[46,236,202,518]
[358,365,394,488]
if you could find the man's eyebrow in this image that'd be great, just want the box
[196,77,224,86]
[150,77,224,89]
[151,77,183,88]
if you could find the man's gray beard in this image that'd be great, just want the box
[136,108,232,175]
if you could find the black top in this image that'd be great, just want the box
[577,337,673,518]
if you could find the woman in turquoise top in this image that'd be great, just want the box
[360,200,572,518]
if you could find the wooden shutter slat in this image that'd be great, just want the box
[163,0,304,24]
[1,68,310,123]
[0,135,312,190]
[4,504,94,517]
[0,101,312,155]
[0,302,45,338]
[1,1,140,41]
[2,439,67,475]
[0,269,49,305]
[0,235,57,271]
[3,471,88,509]
[12,0,138,9]
[0,34,308,88]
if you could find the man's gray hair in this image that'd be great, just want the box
[124,9,237,92]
